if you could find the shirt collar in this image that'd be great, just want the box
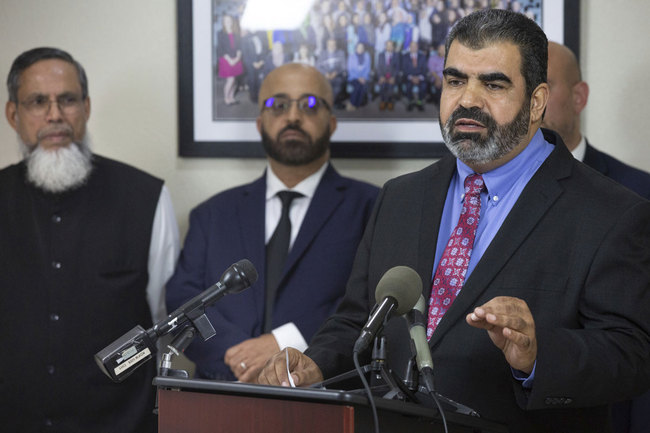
[266,161,328,201]
[570,135,587,162]
[455,128,552,203]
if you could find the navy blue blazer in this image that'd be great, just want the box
[582,141,650,200]
[401,51,428,79]
[376,50,401,79]
[166,164,379,380]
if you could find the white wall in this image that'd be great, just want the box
[1,0,648,237]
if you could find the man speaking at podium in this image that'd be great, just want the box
[258,9,650,432]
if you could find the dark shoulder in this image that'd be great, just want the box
[93,154,161,182]
[337,174,380,199]
[0,161,26,194]
[600,153,650,199]
[91,154,163,196]
[383,159,448,191]
[192,176,263,214]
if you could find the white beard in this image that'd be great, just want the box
[22,140,93,193]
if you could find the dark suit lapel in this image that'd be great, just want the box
[281,164,344,286]
[238,174,268,324]
[429,132,572,346]
[416,156,456,296]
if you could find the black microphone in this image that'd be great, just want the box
[95,259,258,382]
[353,266,422,354]
[405,294,435,393]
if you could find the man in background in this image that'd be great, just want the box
[544,40,650,433]
[543,41,650,199]
[376,39,400,111]
[0,47,179,432]
[166,63,378,382]
[317,38,347,109]
[401,40,429,111]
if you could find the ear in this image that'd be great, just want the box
[256,115,262,135]
[328,114,337,136]
[5,101,18,131]
[572,81,589,115]
[84,97,91,121]
[529,83,549,125]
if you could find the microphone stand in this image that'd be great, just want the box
[153,324,198,416]
[158,324,197,378]
[369,333,415,401]
[315,324,417,403]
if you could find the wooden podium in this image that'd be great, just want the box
[154,377,507,433]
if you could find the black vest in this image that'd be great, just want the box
[0,155,162,432]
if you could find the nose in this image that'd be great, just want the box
[458,81,484,110]
[285,101,302,124]
[45,100,64,122]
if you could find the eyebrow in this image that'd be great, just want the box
[24,91,80,99]
[442,68,513,84]
[443,67,467,79]
[269,92,321,99]
[478,72,512,84]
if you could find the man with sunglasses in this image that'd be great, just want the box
[166,63,379,383]
[0,47,180,432]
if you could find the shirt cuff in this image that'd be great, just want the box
[512,361,536,389]
[271,322,308,352]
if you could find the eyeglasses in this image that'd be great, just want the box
[19,93,84,117]
[262,94,331,116]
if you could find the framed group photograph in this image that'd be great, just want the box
[177,0,580,158]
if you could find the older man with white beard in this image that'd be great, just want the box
[0,47,179,433]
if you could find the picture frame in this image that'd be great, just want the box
[177,0,580,158]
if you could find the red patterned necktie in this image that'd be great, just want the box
[427,174,485,339]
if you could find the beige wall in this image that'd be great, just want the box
[1,0,648,237]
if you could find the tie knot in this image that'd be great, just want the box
[276,190,303,208]
[464,174,485,198]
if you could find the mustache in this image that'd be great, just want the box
[37,125,73,140]
[446,106,495,129]
[277,124,309,141]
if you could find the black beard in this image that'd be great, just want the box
[440,102,530,165]
[261,123,330,166]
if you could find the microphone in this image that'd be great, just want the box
[353,266,422,354]
[95,259,258,382]
[405,294,435,393]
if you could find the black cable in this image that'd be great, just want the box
[353,350,380,433]
[422,376,448,433]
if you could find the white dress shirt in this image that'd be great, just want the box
[146,185,181,324]
[570,135,587,162]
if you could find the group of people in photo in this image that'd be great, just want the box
[214,0,541,114]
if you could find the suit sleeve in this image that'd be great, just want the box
[520,200,650,409]
[305,186,387,378]
[165,205,250,379]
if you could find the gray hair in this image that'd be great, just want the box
[7,47,88,103]
[445,9,547,98]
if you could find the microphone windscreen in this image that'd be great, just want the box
[233,258,259,285]
[375,266,422,315]
[412,293,426,314]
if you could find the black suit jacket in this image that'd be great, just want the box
[306,130,650,432]
[583,141,650,200]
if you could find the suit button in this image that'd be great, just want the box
[52,261,62,269]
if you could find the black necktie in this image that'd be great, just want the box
[264,190,302,332]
